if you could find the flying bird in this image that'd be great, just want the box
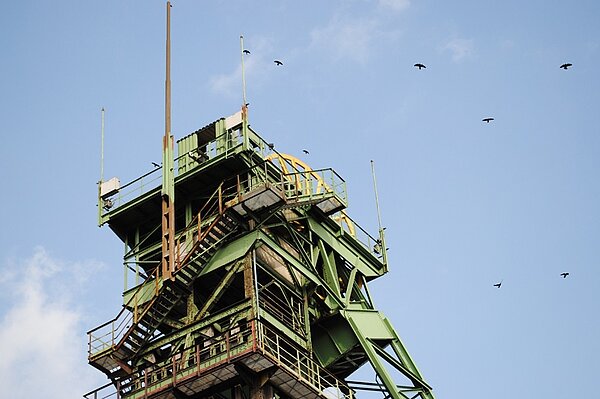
[243,49,251,55]
[302,149,310,155]
[152,162,161,168]
[414,63,426,70]
[274,60,283,66]
[493,281,502,288]
[482,117,495,123]
[560,63,572,70]
[560,272,570,278]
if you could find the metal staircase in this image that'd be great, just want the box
[88,202,242,379]
[175,210,240,282]
[118,280,187,357]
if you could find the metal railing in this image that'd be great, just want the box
[100,169,162,215]
[100,130,245,219]
[246,128,278,159]
[257,322,354,399]
[280,168,347,208]
[87,267,161,358]
[84,319,354,399]
[117,322,255,398]
[84,383,118,399]
[177,128,244,176]
[258,281,305,336]
[99,126,348,219]
[329,210,384,261]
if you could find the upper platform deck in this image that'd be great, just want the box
[97,110,386,273]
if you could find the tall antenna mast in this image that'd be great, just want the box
[240,35,247,107]
[100,107,105,184]
[161,1,175,280]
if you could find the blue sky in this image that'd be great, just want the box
[1,1,599,398]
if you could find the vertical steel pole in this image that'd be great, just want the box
[371,160,388,267]
[371,160,383,235]
[240,35,250,150]
[100,107,105,184]
[165,3,171,139]
[98,108,105,225]
[196,344,201,372]
[162,1,175,280]
[253,249,260,321]
[240,35,247,108]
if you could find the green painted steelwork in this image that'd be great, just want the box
[88,108,434,399]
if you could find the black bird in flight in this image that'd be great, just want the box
[243,49,251,55]
[302,149,310,155]
[152,162,160,168]
[493,281,502,288]
[274,60,284,66]
[414,63,426,70]
[560,63,572,70]
[482,117,495,123]
[560,272,570,278]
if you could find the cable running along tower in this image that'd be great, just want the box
[86,4,435,399]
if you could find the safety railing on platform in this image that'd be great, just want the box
[280,168,347,208]
[246,128,278,160]
[330,211,385,262]
[118,321,255,398]
[84,319,354,399]
[87,267,161,358]
[100,169,162,216]
[257,322,354,399]
[100,129,246,220]
[98,125,349,226]
[177,129,244,176]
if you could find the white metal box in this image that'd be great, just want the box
[100,177,120,198]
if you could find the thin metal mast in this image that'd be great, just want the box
[100,107,105,184]
[371,160,387,267]
[371,160,382,232]
[161,1,175,280]
[240,35,250,149]
[165,3,171,139]
[240,35,247,107]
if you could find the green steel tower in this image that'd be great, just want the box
[85,4,435,399]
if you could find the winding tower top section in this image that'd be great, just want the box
[86,4,434,399]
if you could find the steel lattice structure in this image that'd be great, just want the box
[85,4,435,399]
